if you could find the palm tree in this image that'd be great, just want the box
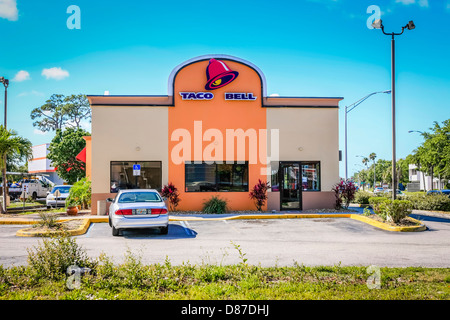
[0,126,33,214]
[369,153,377,189]
[362,157,369,168]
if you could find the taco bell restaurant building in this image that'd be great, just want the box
[85,55,342,214]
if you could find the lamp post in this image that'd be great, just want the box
[372,19,415,200]
[0,77,8,129]
[344,90,391,180]
[0,77,9,213]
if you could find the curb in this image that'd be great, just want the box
[7,213,427,237]
[14,217,108,237]
[350,214,427,232]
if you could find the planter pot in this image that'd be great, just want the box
[67,206,79,216]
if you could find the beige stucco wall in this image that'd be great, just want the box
[266,107,340,193]
[91,106,169,195]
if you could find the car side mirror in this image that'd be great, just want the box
[106,198,113,203]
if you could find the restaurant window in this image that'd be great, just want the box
[110,161,162,193]
[301,162,320,191]
[185,162,248,192]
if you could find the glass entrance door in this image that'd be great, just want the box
[280,162,301,210]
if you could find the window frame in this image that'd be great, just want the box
[300,161,321,192]
[184,161,249,193]
[271,161,321,192]
[110,161,162,193]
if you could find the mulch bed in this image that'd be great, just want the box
[27,219,85,233]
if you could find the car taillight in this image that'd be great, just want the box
[115,209,132,215]
[151,208,168,215]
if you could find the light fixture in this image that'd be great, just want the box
[406,21,415,30]
[372,19,383,29]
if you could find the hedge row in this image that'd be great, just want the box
[353,191,450,212]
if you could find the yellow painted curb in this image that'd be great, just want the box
[15,217,109,237]
[10,212,427,236]
[350,214,427,232]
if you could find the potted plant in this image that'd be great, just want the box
[65,178,92,215]
[65,197,80,215]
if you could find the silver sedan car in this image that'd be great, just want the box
[107,189,169,236]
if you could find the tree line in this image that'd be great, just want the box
[353,119,450,191]
[0,94,91,213]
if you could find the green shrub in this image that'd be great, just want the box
[368,197,389,214]
[202,196,229,214]
[378,199,413,223]
[27,235,96,280]
[353,191,372,204]
[405,193,450,212]
[36,211,61,230]
[66,177,91,209]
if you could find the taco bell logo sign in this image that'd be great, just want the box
[205,59,239,90]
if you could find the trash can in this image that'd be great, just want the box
[97,200,106,216]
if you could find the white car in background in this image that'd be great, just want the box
[46,185,72,208]
[373,187,385,194]
[107,189,169,236]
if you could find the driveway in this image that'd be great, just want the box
[0,213,449,268]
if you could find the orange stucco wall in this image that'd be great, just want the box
[168,59,267,211]
[83,136,91,180]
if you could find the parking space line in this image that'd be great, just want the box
[223,220,241,233]
[179,221,195,236]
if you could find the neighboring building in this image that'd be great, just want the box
[28,144,65,185]
[408,164,446,191]
[85,55,343,214]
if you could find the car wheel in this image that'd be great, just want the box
[112,225,121,236]
[160,226,169,235]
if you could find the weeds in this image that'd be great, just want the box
[26,235,97,281]
[36,211,61,230]
[0,236,448,300]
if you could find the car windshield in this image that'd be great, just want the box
[118,192,162,203]
[52,186,71,193]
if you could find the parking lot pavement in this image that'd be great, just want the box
[1,216,449,268]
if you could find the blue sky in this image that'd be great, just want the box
[0,0,449,178]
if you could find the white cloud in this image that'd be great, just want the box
[41,67,70,80]
[12,70,30,82]
[17,90,44,97]
[33,129,48,136]
[0,0,18,21]
[395,0,429,7]
[269,93,280,97]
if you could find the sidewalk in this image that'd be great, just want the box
[0,205,446,224]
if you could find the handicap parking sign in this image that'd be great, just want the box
[133,164,141,176]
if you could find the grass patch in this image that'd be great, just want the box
[0,236,449,300]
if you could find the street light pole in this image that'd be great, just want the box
[372,19,415,200]
[344,90,391,180]
[0,77,9,214]
[0,77,8,129]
